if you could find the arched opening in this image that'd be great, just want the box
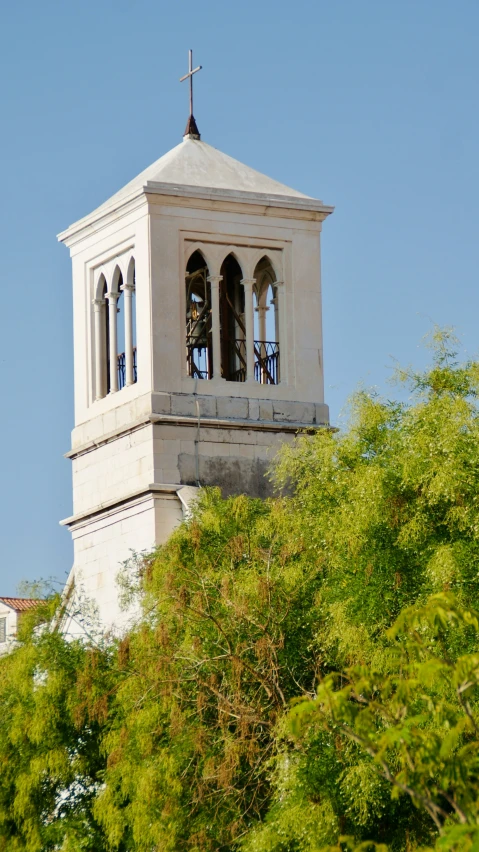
[101,276,110,395]
[93,257,138,402]
[127,257,137,384]
[114,270,125,389]
[186,250,212,380]
[253,257,279,384]
[219,254,245,382]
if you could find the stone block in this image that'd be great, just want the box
[152,393,172,415]
[248,399,260,421]
[129,426,151,447]
[153,452,181,473]
[83,417,105,444]
[273,401,315,423]
[254,444,274,461]
[156,424,196,441]
[102,410,117,436]
[180,440,196,454]
[160,438,181,455]
[201,427,230,444]
[234,429,257,446]
[161,468,181,484]
[237,444,255,459]
[170,394,197,417]
[315,403,330,425]
[254,429,283,446]
[198,396,217,418]
[259,400,274,421]
[199,440,229,458]
[177,453,197,486]
[216,396,249,420]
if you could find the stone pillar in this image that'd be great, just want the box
[106,291,119,393]
[257,305,268,343]
[241,278,256,382]
[208,275,223,380]
[121,282,135,386]
[275,281,285,383]
[92,298,105,401]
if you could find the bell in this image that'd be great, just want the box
[190,318,206,342]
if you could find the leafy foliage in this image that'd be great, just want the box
[0,597,113,851]
[2,330,479,850]
[242,330,479,851]
[94,493,324,851]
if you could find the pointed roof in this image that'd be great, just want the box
[96,137,310,213]
[60,136,333,241]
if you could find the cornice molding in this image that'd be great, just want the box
[58,183,333,247]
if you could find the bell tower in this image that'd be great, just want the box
[58,121,333,633]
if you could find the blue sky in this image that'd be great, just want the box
[0,0,478,593]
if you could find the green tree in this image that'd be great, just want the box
[0,598,115,851]
[93,492,325,851]
[250,594,479,852]
[2,330,479,851]
[242,331,479,850]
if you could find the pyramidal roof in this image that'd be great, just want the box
[60,135,331,240]
[101,137,310,208]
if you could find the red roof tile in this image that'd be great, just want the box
[0,597,42,612]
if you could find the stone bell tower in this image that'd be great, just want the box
[58,111,333,633]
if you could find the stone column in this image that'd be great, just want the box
[106,291,119,393]
[275,281,285,383]
[92,298,105,400]
[255,304,269,382]
[241,278,256,382]
[121,282,135,386]
[208,275,223,380]
[257,305,268,343]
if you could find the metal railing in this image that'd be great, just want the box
[230,339,246,382]
[255,341,280,385]
[185,336,281,384]
[229,340,280,384]
[117,347,137,390]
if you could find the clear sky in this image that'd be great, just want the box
[0,0,478,594]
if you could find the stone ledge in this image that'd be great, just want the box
[60,483,181,530]
[159,392,329,427]
[66,410,330,460]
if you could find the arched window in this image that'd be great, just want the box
[93,255,137,402]
[253,257,279,384]
[102,276,113,395]
[114,269,125,389]
[186,250,212,379]
[98,274,109,398]
[219,254,245,382]
[127,257,137,385]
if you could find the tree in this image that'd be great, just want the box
[2,329,479,850]
[0,597,115,851]
[93,493,325,851]
[243,330,479,850]
[248,594,479,852]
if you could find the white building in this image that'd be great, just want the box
[58,114,333,635]
[0,597,41,655]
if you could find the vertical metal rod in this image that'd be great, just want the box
[189,49,193,116]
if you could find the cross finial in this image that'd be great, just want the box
[180,49,202,140]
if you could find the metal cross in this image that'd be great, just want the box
[180,49,202,118]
